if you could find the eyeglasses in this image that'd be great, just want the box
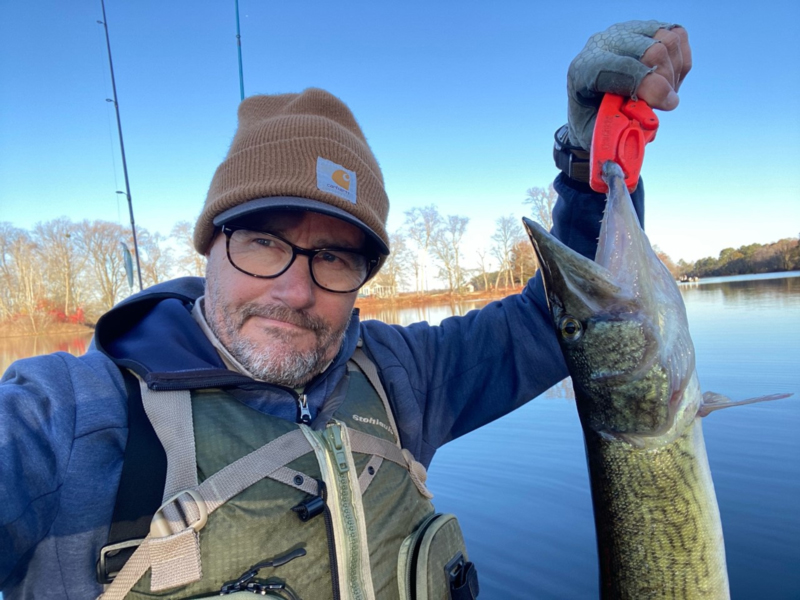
[222,225,378,293]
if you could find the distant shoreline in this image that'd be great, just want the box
[0,323,94,340]
[356,286,524,311]
[6,272,797,339]
[1,288,525,338]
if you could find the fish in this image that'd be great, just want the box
[523,161,790,600]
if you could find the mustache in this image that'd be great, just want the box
[237,303,328,333]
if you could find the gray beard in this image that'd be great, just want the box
[205,280,347,388]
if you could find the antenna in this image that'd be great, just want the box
[235,0,245,101]
[97,0,144,291]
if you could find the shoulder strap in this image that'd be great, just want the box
[97,368,167,583]
[349,345,402,449]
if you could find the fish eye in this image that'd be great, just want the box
[559,316,583,341]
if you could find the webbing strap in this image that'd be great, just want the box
[349,429,406,465]
[194,429,315,515]
[358,455,383,495]
[350,347,402,448]
[100,427,315,598]
[138,380,198,501]
[99,370,166,584]
[349,430,433,499]
[268,466,319,495]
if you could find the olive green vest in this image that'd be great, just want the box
[116,353,436,599]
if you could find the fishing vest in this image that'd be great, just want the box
[98,349,478,600]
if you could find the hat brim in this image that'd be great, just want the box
[213,196,389,256]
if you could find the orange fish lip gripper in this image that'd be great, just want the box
[590,94,659,193]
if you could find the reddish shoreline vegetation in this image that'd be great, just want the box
[0,287,525,338]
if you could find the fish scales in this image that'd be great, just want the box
[586,408,727,599]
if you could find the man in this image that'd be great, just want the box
[1,21,690,600]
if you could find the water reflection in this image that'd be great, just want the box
[0,332,93,373]
[542,377,574,400]
[359,299,490,327]
[680,271,800,310]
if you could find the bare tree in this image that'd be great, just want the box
[510,238,538,285]
[170,220,206,277]
[404,205,442,292]
[523,184,557,231]
[0,223,22,322]
[137,228,174,287]
[373,231,412,296]
[34,218,88,317]
[430,214,469,293]
[491,215,522,289]
[475,247,492,292]
[0,226,48,332]
[77,220,131,313]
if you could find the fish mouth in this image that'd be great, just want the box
[524,162,697,446]
[523,217,625,323]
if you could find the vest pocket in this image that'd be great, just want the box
[397,513,479,599]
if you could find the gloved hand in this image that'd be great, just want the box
[567,20,692,150]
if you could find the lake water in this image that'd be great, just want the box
[2,272,798,598]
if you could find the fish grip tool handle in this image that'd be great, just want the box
[590,94,658,193]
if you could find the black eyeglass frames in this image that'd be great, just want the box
[221,225,378,293]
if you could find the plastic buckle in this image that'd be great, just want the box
[445,552,479,600]
[590,94,659,193]
[446,552,467,588]
[220,549,307,595]
[96,538,145,584]
[150,489,208,538]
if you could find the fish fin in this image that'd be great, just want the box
[699,391,794,417]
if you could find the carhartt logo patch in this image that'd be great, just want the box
[317,157,357,204]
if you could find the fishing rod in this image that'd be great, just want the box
[97,0,144,291]
[235,0,245,100]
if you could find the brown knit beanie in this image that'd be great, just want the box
[194,88,390,262]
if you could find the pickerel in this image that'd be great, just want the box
[523,162,789,600]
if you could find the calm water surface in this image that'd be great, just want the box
[2,273,798,598]
[365,272,800,599]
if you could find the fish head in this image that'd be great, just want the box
[524,162,698,447]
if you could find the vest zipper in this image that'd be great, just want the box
[323,422,369,600]
[301,421,374,600]
[296,394,312,425]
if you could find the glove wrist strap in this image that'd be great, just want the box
[553,124,590,183]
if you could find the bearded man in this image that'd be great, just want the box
[1,20,690,600]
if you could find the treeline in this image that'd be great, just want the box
[0,185,558,331]
[0,218,203,333]
[367,185,556,297]
[669,238,800,279]
[11,184,791,334]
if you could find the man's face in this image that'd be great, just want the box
[204,210,365,387]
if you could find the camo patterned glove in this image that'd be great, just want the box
[567,20,679,150]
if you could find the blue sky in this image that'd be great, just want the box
[1,0,798,265]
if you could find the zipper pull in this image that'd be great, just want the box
[296,394,312,425]
[324,423,350,473]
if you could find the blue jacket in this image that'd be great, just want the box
[0,175,644,599]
